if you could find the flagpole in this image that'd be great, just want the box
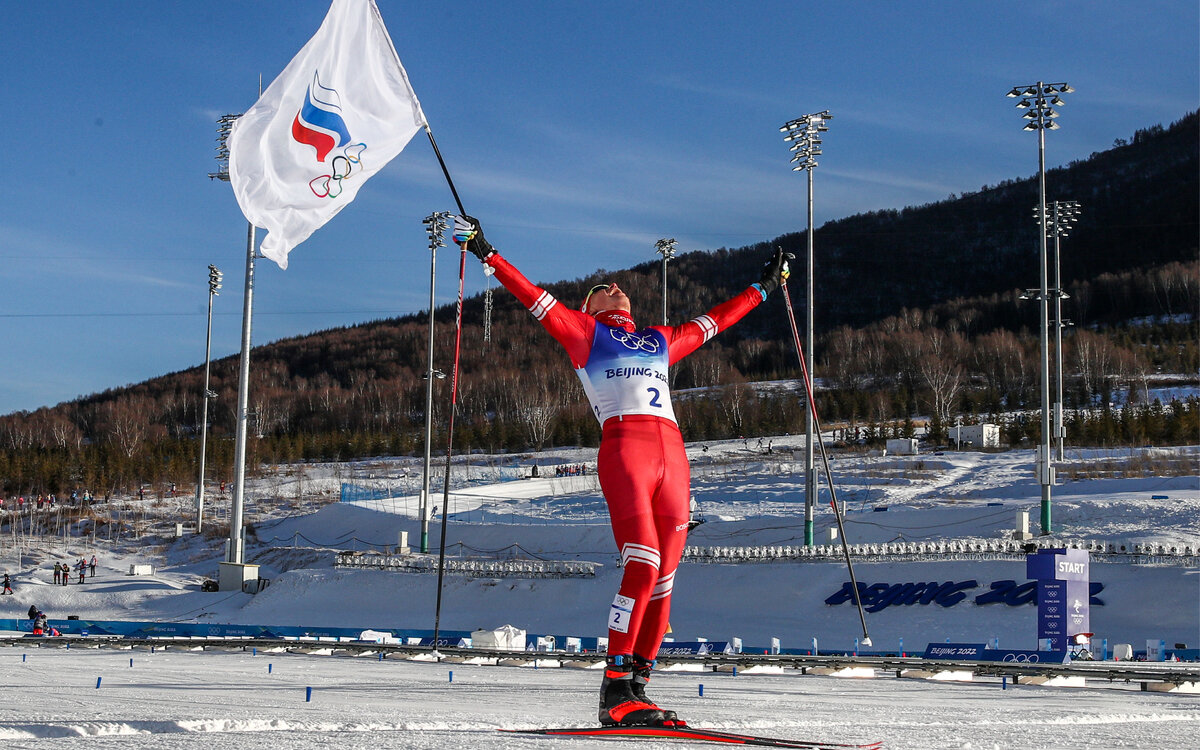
[425,127,466,216]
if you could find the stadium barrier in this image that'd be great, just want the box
[335,552,599,579]
[682,537,1199,565]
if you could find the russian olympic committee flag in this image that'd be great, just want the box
[229,0,427,269]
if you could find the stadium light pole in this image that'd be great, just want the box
[1008,81,1072,535]
[195,264,222,533]
[419,212,450,554]
[780,110,831,548]
[655,238,678,326]
[209,105,258,582]
[1043,200,1081,461]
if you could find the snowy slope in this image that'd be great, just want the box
[1,442,1197,651]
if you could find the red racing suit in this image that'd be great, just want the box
[486,253,766,659]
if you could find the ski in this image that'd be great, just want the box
[500,725,882,749]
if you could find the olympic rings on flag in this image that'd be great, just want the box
[308,143,367,199]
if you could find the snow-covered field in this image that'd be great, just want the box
[2,644,1197,749]
[1,438,1197,748]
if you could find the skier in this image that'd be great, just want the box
[454,216,790,727]
[77,559,86,584]
[53,562,61,585]
[90,555,98,577]
[2,573,11,595]
[32,611,47,636]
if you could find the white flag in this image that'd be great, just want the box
[229,0,427,269]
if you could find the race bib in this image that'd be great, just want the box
[608,593,636,634]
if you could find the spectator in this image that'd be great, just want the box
[28,604,38,620]
[89,555,97,576]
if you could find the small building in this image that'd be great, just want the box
[886,438,919,455]
[955,423,1000,448]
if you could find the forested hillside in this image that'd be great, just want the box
[1,113,1195,496]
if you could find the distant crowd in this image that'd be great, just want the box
[0,490,97,511]
[553,464,590,477]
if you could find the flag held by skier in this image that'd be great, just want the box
[228,0,427,269]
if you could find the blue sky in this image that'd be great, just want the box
[2,1,1197,415]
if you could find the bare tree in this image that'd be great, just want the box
[1071,329,1116,404]
[915,328,965,430]
[508,369,572,451]
[824,326,869,391]
[105,398,147,459]
[973,329,1034,407]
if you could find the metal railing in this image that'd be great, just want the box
[335,552,599,578]
[683,538,1199,564]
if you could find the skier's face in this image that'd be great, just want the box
[584,282,631,315]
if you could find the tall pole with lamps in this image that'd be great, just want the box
[1007,81,1072,535]
[419,212,450,554]
[196,264,222,532]
[209,108,259,587]
[1045,200,1080,461]
[780,110,831,547]
[655,238,677,326]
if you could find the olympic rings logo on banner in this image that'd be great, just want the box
[1001,653,1042,663]
[610,328,660,353]
[309,143,367,198]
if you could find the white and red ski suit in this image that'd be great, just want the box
[486,253,766,660]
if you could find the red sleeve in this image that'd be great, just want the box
[658,285,767,365]
[485,253,595,368]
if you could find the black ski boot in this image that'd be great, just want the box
[632,655,682,726]
[599,655,666,727]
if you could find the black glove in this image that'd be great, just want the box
[758,247,793,295]
[453,215,495,261]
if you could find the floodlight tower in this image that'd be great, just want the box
[655,238,678,326]
[196,264,222,532]
[1007,81,1072,535]
[209,107,258,585]
[1044,200,1081,460]
[419,212,451,554]
[780,110,831,547]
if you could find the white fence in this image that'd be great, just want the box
[683,538,1198,564]
[335,552,599,579]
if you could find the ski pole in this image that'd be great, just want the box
[431,240,468,654]
[780,279,872,647]
[422,125,468,654]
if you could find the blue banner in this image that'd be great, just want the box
[656,641,734,656]
[0,618,471,642]
[977,648,1069,664]
[923,642,987,659]
[1027,549,1091,651]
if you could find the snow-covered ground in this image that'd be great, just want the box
[2,645,1197,749]
[0,438,1197,748]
